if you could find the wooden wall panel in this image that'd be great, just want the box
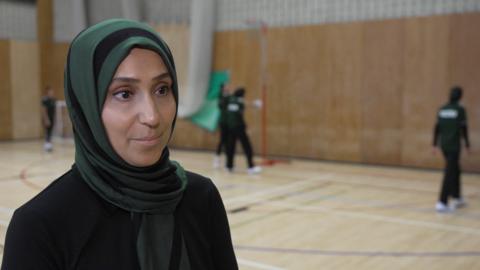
[448,13,480,173]
[0,40,12,140]
[170,119,210,149]
[267,27,301,157]
[166,13,480,172]
[205,30,264,155]
[167,27,260,153]
[3,11,476,170]
[401,16,450,170]
[37,0,53,93]
[153,24,190,103]
[50,43,69,99]
[322,22,363,162]
[360,19,404,166]
[292,26,327,159]
[270,25,332,159]
[10,41,42,139]
[227,30,262,155]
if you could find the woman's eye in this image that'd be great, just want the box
[113,90,132,100]
[156,85,170,96]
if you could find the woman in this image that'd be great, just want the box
[1,19,237,270]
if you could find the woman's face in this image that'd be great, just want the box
[102,48,176,167]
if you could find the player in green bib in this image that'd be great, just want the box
[224,87,261,174]
[433,86,470,212]
[41,86,56,152]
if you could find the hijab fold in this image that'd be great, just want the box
[64,19,190,270]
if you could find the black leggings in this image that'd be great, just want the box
[225,126,254,169]
[45,125,53,143]
[439,150,461,204]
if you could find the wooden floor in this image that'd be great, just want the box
[1,139,480,269]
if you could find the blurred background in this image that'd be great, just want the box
[1,1,480,269]
[1,0,479,171]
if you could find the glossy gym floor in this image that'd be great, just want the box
[1,139,479,269]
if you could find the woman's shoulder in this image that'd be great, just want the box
[3,168,118,268]
[182,171,223,205]
[14,167,102,223]
[185,171,214,189]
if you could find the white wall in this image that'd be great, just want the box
[216,0,480,30]
[54,0,77,42]
[85,0,123,24]
[4,0,480,41]
[144,0,191,23]
[53,0,192,42]
[0,2,36,40]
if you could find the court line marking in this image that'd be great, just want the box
[229,184,340,228]
[237,257,286,270]
[0,206,14,215]
[322,172,443,193]
[0,219,9,227]
[0,175,21,182]
[19,164,46,190]
[267,201,480,236]
[236,245,480,257]
[224,169,480,238]
[226,177,480,220]
[228,181,333,214]
[224,173,334,205]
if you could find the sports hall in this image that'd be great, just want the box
[1,1,480,269]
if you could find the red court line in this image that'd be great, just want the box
[19,162,45,190]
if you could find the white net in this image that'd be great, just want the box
[54,100,73,138]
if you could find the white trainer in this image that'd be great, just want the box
[213,156,221,169]
[44,142,53,152]
[451,198,467,209]
[247,166,262,175]
[435,202,451,213]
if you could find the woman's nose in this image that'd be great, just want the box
[138,94,160,127]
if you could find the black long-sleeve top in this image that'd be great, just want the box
[432,102,470,152]
[1,167,238,270]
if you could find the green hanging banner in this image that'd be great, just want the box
[189,71,230,132]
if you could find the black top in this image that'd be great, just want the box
[1,167,238,270]
[433,102,469,152]
[218,93,230,127]
[224,96,246,129]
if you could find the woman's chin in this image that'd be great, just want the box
[124,154,162,167]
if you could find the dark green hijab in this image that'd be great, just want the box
[64,19,190,269]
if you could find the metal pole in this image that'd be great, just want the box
[260,21,268,162]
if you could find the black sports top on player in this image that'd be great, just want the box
[433,89,469,152]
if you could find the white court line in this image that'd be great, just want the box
[237,258,286,270]
[0,219,9,227]
[267,201,480,236]
[0,207,14,215]
[224,174,334,205]
[333,174,438,192]
[0,207,14,228]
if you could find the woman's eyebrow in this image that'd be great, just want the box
[111,77,140,83]
[111,72,171,84]
[152,72,171,82]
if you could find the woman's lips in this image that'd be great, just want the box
[131,136,162,146]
